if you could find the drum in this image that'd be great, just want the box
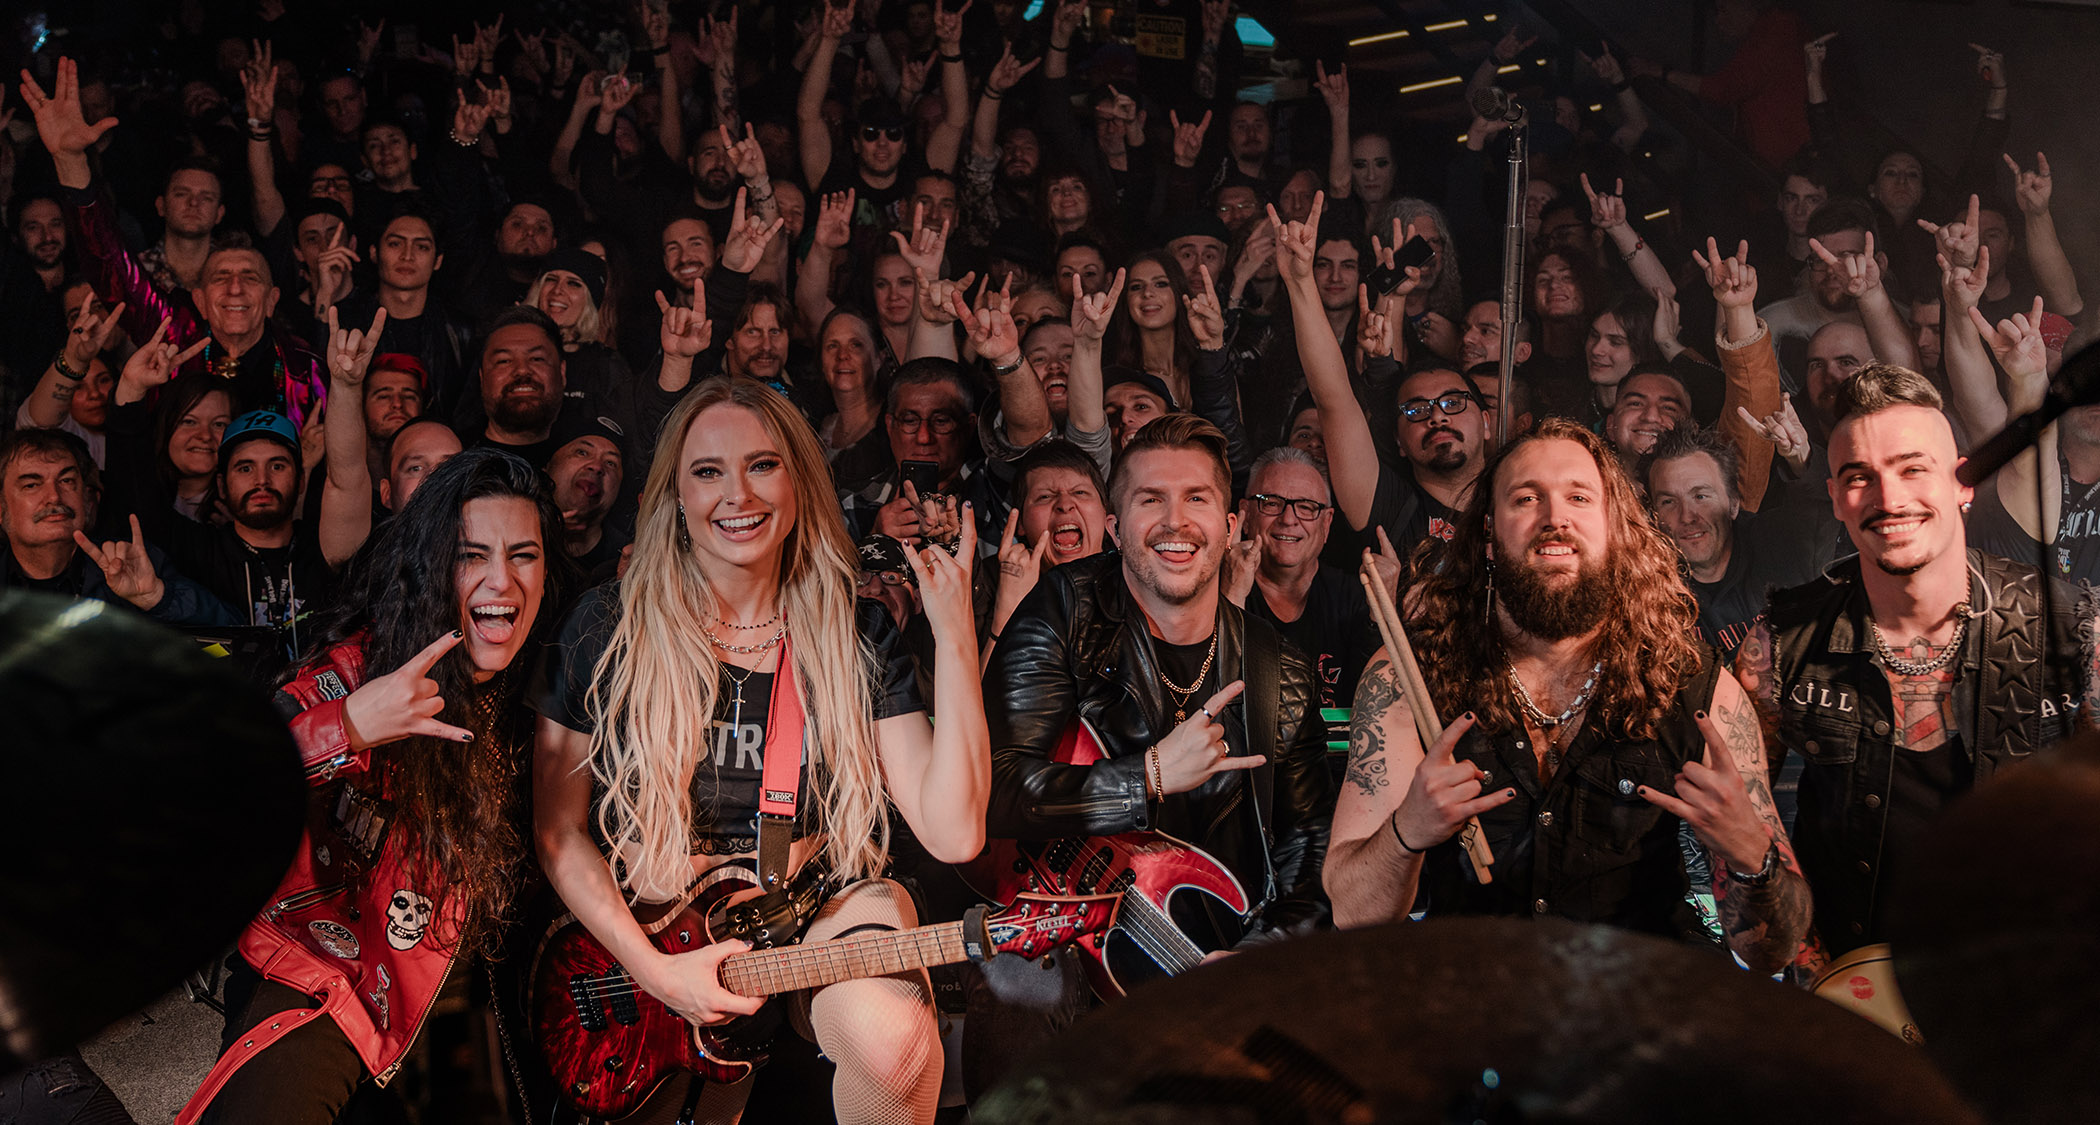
[1811,943,1924,1045]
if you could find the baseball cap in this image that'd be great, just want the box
[219,410,300,468]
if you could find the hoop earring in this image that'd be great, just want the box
[677,501,694,552]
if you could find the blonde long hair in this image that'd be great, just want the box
[586,378,887,901]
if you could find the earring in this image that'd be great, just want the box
[677,501,693,551]
[1482,548,1497,629]
[1961,500,1973,515]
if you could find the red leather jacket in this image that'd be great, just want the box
[177,635,465,1120]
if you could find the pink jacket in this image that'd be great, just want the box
[177,636,466,1120]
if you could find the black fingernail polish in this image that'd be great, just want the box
[452,629,464,638]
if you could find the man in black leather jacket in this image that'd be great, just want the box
[983,414,1334,934]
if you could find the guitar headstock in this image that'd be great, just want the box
[966,892,1121,961]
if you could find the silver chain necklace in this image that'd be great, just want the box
[1868,592,1972,676]
[704,619,786,654]
[1506,659,1602,728]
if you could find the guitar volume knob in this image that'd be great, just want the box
[605,1055,624,1072]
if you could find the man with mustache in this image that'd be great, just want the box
[1327,419,1811,979]
[1,192,73,383]
[150,410,337,659]
[1738,364,2098,962]
[467,307,569,469]
[977,414,1332,1089]
[0,428,231,625]
[1284,197,1484,561]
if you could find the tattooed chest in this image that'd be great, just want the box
[1885,666,1958,752]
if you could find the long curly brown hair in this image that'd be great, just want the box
[1409,419,1703,740]
[299,448,576,957]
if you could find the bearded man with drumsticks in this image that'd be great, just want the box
[1322,411,1811,976]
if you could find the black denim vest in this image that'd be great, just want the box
[1418,654,1725,946]
[1770,549,2092,954]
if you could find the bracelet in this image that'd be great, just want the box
[940,51,964,63]
[987,353,1025,377]
[247,130,275,144]
[1621,237,1646,262]
[1388,816,1425,854]
[1049,40,1071,53]
[450,131,480,148]
[984,89,1004,100]
[52,351,87,380]
[1611,79,1631,93]
[1146,748,1166,803]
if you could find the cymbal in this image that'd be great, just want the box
[975,917,1980,1124]
[0,592,305,1073]
[1889,734,2100,1125]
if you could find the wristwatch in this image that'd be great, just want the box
[1726,841,1780,887]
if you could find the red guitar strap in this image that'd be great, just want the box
[756,634,805,890]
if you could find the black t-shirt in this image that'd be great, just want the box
[1687,511,1832,664]
[1154,634,1220,724]
[156,517,335,659]
[533,582,923,856]
[1966,454,2100,588]
[474,432,563,475]
[1366,461,1458,563]
[1245,566,1380,711]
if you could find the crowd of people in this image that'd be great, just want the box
[2,0,2093,1121]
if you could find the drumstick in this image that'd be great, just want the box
[1359,565,1496,883]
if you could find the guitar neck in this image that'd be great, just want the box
[718,918,981,996]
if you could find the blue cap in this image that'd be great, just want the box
[220,410,301,468]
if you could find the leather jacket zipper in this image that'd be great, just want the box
[375,909,469,1087]
[1032,793,1133,818]
[264,882,347,921]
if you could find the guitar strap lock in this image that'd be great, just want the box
[756,637,807,890]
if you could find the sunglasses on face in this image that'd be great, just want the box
[860,124,905,142]
[1398,393,1477,423]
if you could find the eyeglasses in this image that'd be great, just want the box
[1216,200,1259,216]
[1248,494,1330,520]
[1398,393,1477,423]
[859,125,905,142]
[310,176,353,191]
[892,411,962,434]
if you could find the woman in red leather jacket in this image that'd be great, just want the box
[179,447,573,1122]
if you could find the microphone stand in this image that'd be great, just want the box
[1495,104,1528,446]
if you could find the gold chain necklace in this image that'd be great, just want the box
[1158,632,1218,724]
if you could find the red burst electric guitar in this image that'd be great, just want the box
[963,718,1252,1000]
[530,868,1116,1120]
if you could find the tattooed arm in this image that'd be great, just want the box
[1683,670,1813,975]
[1325,651,1511,927]
[2083,605,2100,732]
[1325,655,1424,927]
[1732,621,1791,786]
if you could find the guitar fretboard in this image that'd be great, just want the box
[718,921,971,995]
